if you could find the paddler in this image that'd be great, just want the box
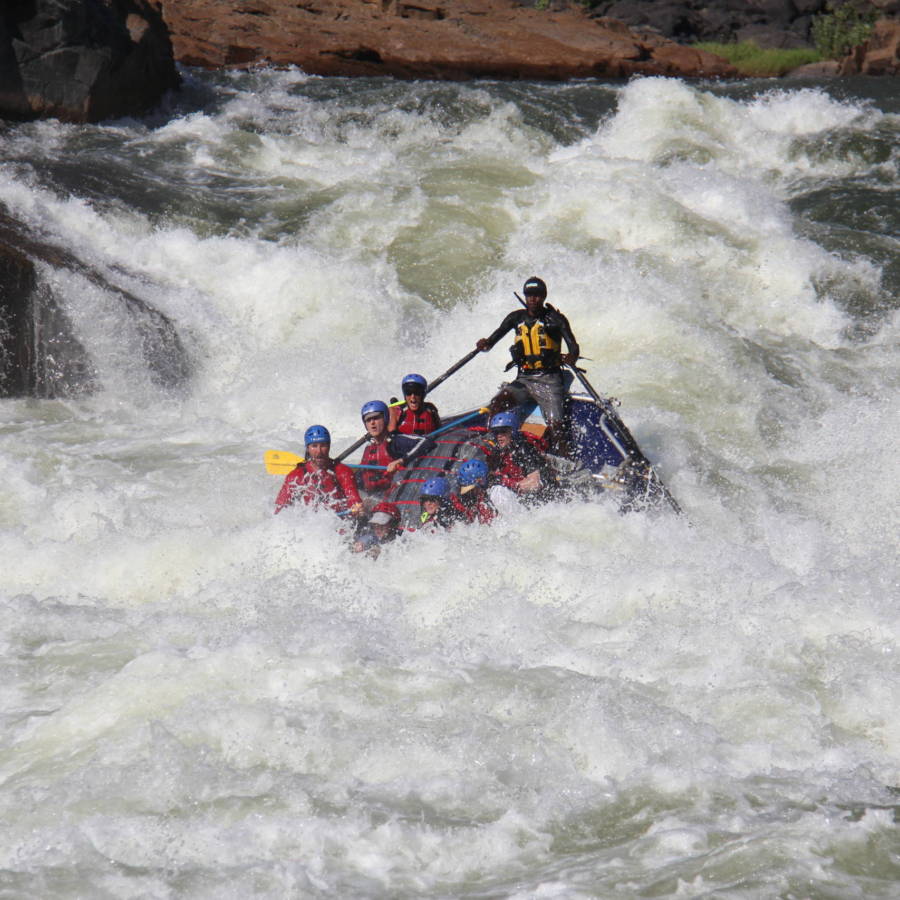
[274,425,364,517]
[449,459,496,525]
[351,501,403,557]
[358,400,437,500]
[475,276,580,456]
[417,476,458,531]
[485,410,560,505]
[388,373,442,435]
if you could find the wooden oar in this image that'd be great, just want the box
[334,350,482,463]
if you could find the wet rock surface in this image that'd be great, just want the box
[0,206,190,398]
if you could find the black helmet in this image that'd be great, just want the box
[523,276,547,298]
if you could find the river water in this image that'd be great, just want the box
[0,70,898,897]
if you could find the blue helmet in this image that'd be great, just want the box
[304,424,331,446]
[420,476,449,499]
[457,458,488,487]
[490,411,519,431]
[360,400,389,422]
[401,373,427,394]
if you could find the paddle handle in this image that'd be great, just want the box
[424,347,480,396]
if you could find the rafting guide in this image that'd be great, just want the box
[475,276,580,457]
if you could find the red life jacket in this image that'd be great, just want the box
[395,402,440,435]
[275,460,361,514]
[449,490,496,525]
[490,434,548,491]
[359,439,397,495]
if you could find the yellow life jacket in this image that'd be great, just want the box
[513,320,561,370]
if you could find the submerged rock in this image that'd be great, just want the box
[0,0,179,123]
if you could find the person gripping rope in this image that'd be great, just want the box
[485,410,559,504]
[275,425,363,517]
[475,276,579,456]
[389,373,442,436]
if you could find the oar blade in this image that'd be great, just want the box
[264,449,303,475]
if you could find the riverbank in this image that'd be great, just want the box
[151,0,897,80]
[151,0,735,80]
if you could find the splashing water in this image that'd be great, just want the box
[0,71,898,897]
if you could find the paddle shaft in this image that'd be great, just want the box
[334,350,482,463]
[423,348,480,396]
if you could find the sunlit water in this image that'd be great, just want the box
[0,70,898,898]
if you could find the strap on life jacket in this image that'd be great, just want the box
[511,320,561,370]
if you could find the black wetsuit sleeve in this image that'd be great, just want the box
[519,440,555,481]
[547,307,579,359]
[483,310,523,349]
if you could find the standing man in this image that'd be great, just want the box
[274,425,364,516]
[475,276,579,456]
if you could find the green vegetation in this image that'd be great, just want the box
[811,1,877,59]
[693,41,823,77]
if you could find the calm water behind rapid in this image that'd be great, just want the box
[0,71,898,898]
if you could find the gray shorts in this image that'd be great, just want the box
[502,370,567,427]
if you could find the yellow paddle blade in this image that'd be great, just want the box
[264,449,303,475]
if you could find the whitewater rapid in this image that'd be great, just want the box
[0,71,897,897]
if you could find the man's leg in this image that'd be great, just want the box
[489,380,529,416]
[524,373,570,457]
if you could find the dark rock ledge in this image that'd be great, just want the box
[0,0,179,123]
[0,206,190,398]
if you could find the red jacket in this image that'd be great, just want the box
[489,433,551,492]
[359,439,397,495]
[275,460,361,514]
[394,402,440,436]
[449,490,496,525]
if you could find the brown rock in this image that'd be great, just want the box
[787,59,839,77]
[839,18,900,76]
[155,0,736,79]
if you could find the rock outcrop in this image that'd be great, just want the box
[588,0,828,48]
[155,0,736,80]
[840,17,900,74]
[0,0,180,123]
[0,242,38,396]
[0,206,190,398]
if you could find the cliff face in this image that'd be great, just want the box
[0,0,179,123]
[153,0,736,80]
